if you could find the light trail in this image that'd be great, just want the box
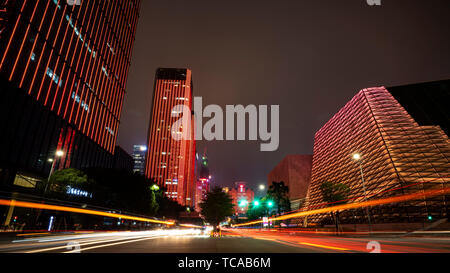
[15,229,204,253]
[297,242,350,251]
[64,236,163,253]
[233,186,450,227]
[0,199,175,226]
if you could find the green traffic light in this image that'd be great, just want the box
[428,215,433,221]
[254,201,260,207]
[268,201,273,207]
[239,200,247,207]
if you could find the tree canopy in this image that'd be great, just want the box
[267,181,291,215]
[200,187,234,230]
[320,181,351,206]
[320,181,351,232]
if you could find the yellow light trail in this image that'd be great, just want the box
[0,199,175,226]
[298,242,350,251]
[233,186,450,227]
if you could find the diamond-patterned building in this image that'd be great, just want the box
[304,82,449,224]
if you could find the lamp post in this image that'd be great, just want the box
[352,153,373,234]
[44,150,64,195]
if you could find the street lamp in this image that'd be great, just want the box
[44,150,64,194]
[352,153,372,233]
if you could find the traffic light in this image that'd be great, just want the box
[253,200,260,207]
[267,201,274,208]
[13,216,17,222]
[239,200,248,207]
[428,215,433,221]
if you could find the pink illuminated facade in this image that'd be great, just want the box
[303,86,449,224]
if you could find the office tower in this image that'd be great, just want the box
[304,81,449,224]
[195,152,211,211]
[132,145,146,174]
[0,1,141,189]
[113,146,133,172]
[145,68,196,206]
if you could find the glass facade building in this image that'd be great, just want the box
[132,144,146,174]
[304,82,449,224]
[0,1,141,189]
[145,68,196,207]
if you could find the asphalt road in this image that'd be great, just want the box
[0,229,449,253]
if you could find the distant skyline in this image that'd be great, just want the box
[118,0,450,190]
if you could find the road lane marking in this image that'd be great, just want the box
[25,235,163,253]
[298,242,350,251]
[64,236,164,253]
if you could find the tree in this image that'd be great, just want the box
[45,168,92,197]
[200,187,234,231]
[320,181,350,234]
[83,168,160,216]
[267,181,291,215]
[154,186,185,219]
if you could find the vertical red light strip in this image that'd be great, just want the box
[20,0,51,90]
[97,0,114,150]
[89,0,110,145]
[80,5,101,135]
[57,7,81,116]
[73,3,96,129]
[9,1,39,81]
[51,3,79,111]
[44,3,69,106]
[66,3,90,124]
[84,2,103,138]
[0,0,27,71]
[33,1,59,101]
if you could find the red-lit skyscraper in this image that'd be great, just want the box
[0,1,141,188]
[145,68,196,207]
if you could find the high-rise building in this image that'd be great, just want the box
[304,81,449,224]
[268,155,313,210]
[132,145,146,174]
[113,146,133,172]
[195,152,211,211]
[0,1,141,189]
[145,68,196,207]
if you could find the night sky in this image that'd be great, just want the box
[117,0,450,190]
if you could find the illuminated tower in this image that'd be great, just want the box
[0,1,141,188]
[132,145,147,174]
[195,151,211,211]
[304,83,449,224]
[145,68,196,206]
